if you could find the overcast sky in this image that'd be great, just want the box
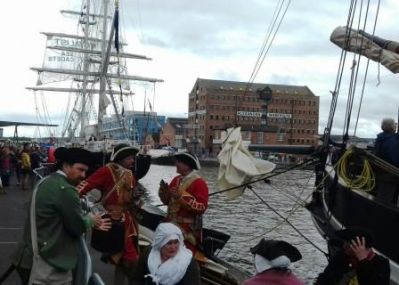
[0,0,398,138]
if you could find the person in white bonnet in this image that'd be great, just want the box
[243,238,304,285]
[132,223,200,285]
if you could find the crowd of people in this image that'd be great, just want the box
[0,142,49,194]
[1,134,394,284]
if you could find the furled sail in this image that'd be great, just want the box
[330,26,399,73]
[217,127,276,199]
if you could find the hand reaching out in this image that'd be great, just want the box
[92,214,112,231]
[159,179,171,203]
[170,187,181,199]
[349,236,369,261]
[159,179,168,191]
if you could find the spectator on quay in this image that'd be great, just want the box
[30,146,45,170]
[20,143,31,190]
[30,145,46,182]
[0,146,13,194]
[9,145,21,186]
[47,146,56,163]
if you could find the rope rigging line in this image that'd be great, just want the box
[248,187,328,256]
[151,83,161,129]
[235,0,291,125]
[61,82,74,138]
[114,0,129,140]
[342,58,358,140]
[33,92,43,139]
[250,0,291,84]
[350,0,368,136]
[342,0,373,142]
[227,170,327,254]
[265,171,314,206]
[227,156,350,256]
[247,0,286,84]
[226,189,312,244]
[354,0,381,136]
[143,88,154,145]
[325,0,358,143]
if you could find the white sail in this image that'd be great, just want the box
[330,26,399,73]
[217,127,276,199]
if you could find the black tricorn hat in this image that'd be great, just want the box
[335,227,374,248]
[54,147,93,166]
[174,152,201,170]
[250,239,302,262]
[54,147,68,161]
[110,143,139,162]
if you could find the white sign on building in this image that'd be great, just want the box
[267,113,292,119]
[237,111,262,117]
[188,110,207,117]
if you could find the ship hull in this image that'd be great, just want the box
[308,165,399,284]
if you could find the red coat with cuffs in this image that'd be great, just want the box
[159,171,209,254]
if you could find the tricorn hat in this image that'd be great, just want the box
[174,151,201,170]
[110,143,139,162]
[54,147,93,166]
[250,239,302,263]
[335,227,374,248]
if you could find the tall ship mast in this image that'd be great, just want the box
[27,0,163,145]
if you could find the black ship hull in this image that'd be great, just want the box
[308,164,399,284]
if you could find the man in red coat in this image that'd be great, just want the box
[78,143,140,285]
[158,152,209,255]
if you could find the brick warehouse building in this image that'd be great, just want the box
[160,117,189,149]
[187,78,319,155]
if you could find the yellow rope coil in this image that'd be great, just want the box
[230,148,375,244]
[337,148,375,192]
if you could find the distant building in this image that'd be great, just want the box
[160,117,188,149]
[330,135,374,148]
[187,78,319,155]
[101,111,166,143]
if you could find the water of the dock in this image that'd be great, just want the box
[141,165,328,284]
[1,166,328,284]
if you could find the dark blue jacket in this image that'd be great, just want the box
[374,132,399,167]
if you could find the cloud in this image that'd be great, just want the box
[1,0,398,139]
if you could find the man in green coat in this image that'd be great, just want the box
[12,147,111,285]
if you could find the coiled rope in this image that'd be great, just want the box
[337,147,375,192]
